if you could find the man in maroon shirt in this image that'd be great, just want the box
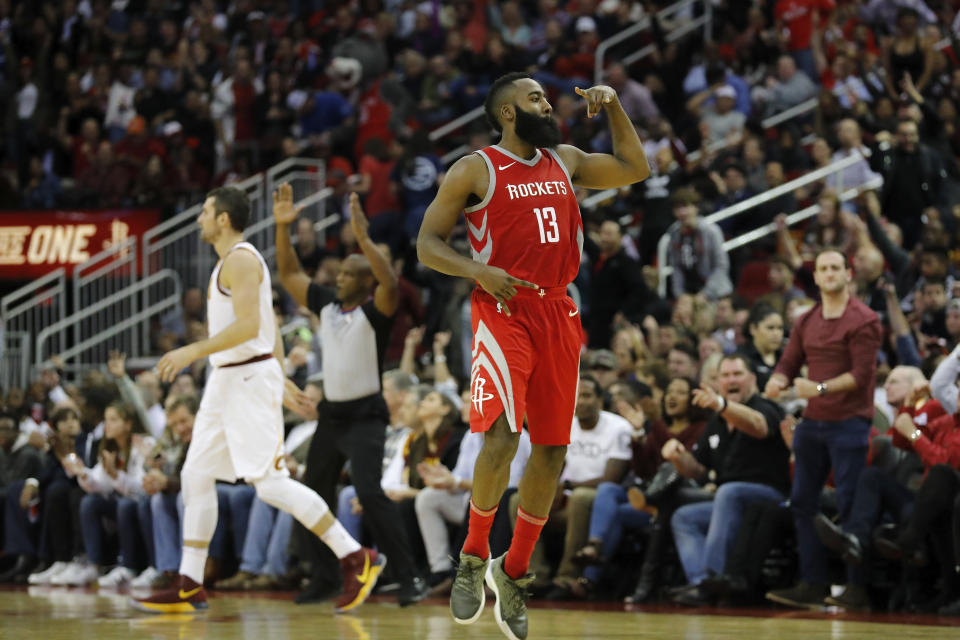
[763,249,883,609]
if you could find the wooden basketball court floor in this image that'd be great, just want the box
[1,586,956,639]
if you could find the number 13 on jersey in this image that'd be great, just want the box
[533,207,559,244]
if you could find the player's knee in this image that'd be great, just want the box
[531,443,568,471]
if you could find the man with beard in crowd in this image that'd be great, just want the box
[417,73,650,640]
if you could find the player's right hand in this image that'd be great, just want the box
[475,266,538,317]
[272,182,303,225]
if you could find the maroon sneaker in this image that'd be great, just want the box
[335,548,386,613]
[131,574,209,614]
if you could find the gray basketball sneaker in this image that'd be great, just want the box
[450,552,488,624]
[485,554,534,640]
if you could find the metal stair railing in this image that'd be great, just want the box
[0,268,67,389]
[656,151,876,296]
[35,269,182,378]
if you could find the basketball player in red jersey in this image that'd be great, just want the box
[417,73,650,640]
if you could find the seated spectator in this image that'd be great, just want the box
[575,378,707,593]
[21,156,62,209]
[667,345,700,382]
[0,408,80,583]
[735,303,785,391]
[815,381,958,611]
[509,375,632,598]
[62,402,154,587]
[665,188,733,301]
[624,377,713,603]
[763,55,818,119]
[826,119,883,193]
[687,85,745,148]
[666,355,790,605]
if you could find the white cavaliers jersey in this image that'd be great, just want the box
[207,241,275,367]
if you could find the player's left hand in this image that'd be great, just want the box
[349,193,369,240]
[283,378,317,420]
[574,85,617,118]
[157,345,199,383]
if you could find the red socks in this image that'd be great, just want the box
[504,507,548,580]
[462,500,498,560]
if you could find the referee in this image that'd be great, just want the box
[273,183,427,605]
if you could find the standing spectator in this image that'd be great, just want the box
[765,249,883,609]
[881,8,933,100]
[871,118,946,248]
[583,219,656,349]
[774,0,835,81]
[210,58,263,173]
[605,61,659,125]
[354,137,403,246]
[665,188,733,301]
[391,130,443,246]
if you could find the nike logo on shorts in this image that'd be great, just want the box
[569,309,579,317]
[498,162,516,170]
[243,375,254,381]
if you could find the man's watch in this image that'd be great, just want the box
[816,382,828,396]
[910,429,923,443]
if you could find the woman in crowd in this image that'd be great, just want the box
[735,303,785,390]
[59,402,153,587]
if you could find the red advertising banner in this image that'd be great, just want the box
[0,209,159,279]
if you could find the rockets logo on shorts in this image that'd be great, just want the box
[471,320,518,433]
[471,375,495,414]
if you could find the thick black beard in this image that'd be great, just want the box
[513,105,562,149]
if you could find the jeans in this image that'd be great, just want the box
[150,492,231,572]
[217,483,256,560]
[38,481,81,562]
[80,493,145,569]
[151,492,183,572]
[3,480,36,555]
[672,482,785,585]
[790,417,870,584]
[135,496,154,567]
[239,497,294,577]
[583,482,652,583]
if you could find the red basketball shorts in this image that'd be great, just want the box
[469,285,582,446]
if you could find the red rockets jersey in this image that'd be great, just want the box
[465,145,584,289]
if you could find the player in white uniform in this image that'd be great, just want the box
[133,187,385,614]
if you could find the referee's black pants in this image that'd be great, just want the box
[299,394,418,586]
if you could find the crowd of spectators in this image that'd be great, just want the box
[4,0,960,618]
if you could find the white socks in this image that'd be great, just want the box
[320,521,362,559]
[180,546,208,584]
